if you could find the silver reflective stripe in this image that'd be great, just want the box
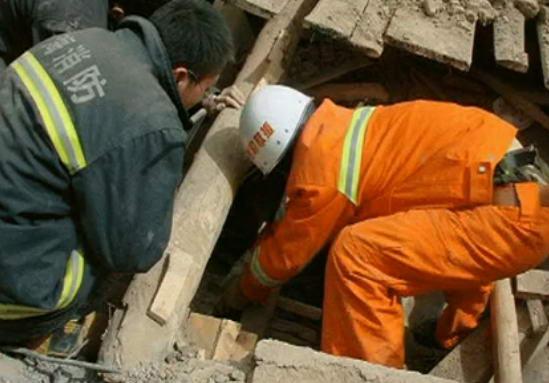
[0,249,85,320]
[250,246,283,288]
[12,52,86,174]
[338,107,375,204]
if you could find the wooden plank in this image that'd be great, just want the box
[148,252,195,325]
[187,313,258,364]
[526,299,549,334]
[241,290,279,337]
[308,82,390,104]
[516,269,549,300]
[226,0,290,19]
[277,296,322,321]
[385,4,476,71]
[293,58,373,90]
[491,279,523,383]
[472,69,549,132]
[187,313,223,359]
[493,0,529,73]
[98,0,320,372]
[537,6,549,90]
[270,318,319,344]
[349,0,395,58]
[304,0,369,39]
[521,320,549,369]
[212,319,242,361]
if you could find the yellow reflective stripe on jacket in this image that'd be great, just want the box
[57,250,85,310]
[250,246,283,288]
[0,250,85,320]
[12,52,86,174]
[338,107,375,205]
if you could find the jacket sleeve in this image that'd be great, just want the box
[72,129,185,273]
[240,183,351,303]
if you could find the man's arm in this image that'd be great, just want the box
[72,129,185,272]
[239,184,351,303]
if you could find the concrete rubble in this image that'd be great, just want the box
[251,339,457,383]
[2,1,548,383]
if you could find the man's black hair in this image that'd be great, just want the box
[150,0,234,78]
[114,0,171,17]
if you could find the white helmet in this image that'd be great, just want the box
[240,85,314,174]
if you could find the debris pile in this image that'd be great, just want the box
[2,0,548,382]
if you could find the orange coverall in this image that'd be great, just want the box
[240,99,549,368]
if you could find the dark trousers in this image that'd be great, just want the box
[0,276,100,345]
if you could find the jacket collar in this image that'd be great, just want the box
[116,16,192,131]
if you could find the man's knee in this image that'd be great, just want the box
[328,224,378,278]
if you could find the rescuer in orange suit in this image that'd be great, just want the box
[220,85,549,368]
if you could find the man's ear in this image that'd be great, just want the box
[173,66,192,87]
[110,4,125,21]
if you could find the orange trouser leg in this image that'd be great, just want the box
[436,284,493,349]
[322,185,548,368]
[322,247,405,367]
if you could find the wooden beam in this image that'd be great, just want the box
[525,299,549,334]
[293,58,373,90]
[516,270,549,300]
[240,290,280,339]
[304,0,370,39]
[270,318,319,345]
[493,0,529,73]
[307,82,390,104]
[98,0,319,372]
[491,279,523,383]
[472,69,549,132]
[521,320,549,371]
[277,296,322,322]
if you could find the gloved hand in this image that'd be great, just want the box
[202,84,245,115]
[215,275,250,316]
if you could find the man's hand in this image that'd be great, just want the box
[216,275,250,315]
[202,85,245,115]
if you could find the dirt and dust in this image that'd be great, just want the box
[1,345,246,383]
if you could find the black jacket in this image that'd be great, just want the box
[0,17,190,314]
[0,0,110,70]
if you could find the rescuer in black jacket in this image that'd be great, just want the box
[0,0,234,344]
[0,0,171,72]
